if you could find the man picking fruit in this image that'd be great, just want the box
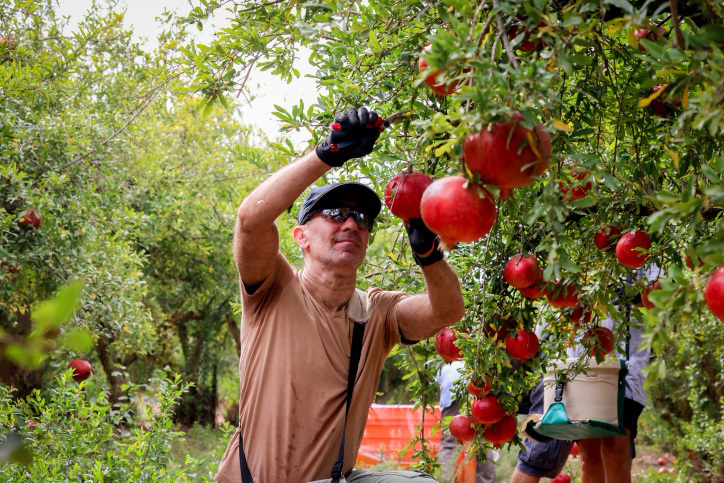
[215,107,465,483]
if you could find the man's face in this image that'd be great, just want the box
[295,204,372,270]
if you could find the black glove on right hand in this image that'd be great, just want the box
[316,107,382,167]
[404,218,444,267]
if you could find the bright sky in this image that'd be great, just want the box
[56,0,318,146]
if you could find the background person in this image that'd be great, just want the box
[214,107,466,483]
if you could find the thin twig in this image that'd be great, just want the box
[669,0,685,49]
[492,0,519,70]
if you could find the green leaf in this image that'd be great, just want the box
[62,328,94,352]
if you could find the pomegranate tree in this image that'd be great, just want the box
[383,172,433,219]
[505,330,539,361]
[435,328,463,363]
[567,305,592,326]
[559,171,592,201]
[616,230,651,269]
[546,281,580,308]
[583,327,615,359]
[449,414,477,442]
[507,22,544,53]
[634,26,666,51]
[68,359,92,382]
[641,280,662,309]
[483,413,517,447]
[463,111,551,190]
[704,267,724,321]
[504,254,541,289]
[649,84,680,118]
[594,225,621,253]
[472,395,504,425]
[483,315,516,343]
[420,176,497,248]
[519,274,546,299]
[418,44,460,97]
[467,378,492,398]
[18,209,42,230]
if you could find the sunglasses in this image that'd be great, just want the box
[307,207,374,231]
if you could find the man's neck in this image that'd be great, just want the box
[301,263,357,312]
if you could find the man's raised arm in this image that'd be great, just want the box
[234,107,381,289]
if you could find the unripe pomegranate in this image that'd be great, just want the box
[546,281,580,308]
[505,330,539,361]
[435,328,463,363]
[463,111,551,190]
[483,413,517,447]
[616,230,651,269]
[583,327,615,358]
[641,280,662,309]
[594,226,621,253]
[704,267,724,321]
[420,176,497,249]
[383,172,433,220]
[418,44,460,97]
[472,395,504,426]
[449,414,477,442]
[68,359,92,382]
[504,254,541,289]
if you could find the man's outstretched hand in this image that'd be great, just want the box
[404,218,444,267]
[316,107,382,167]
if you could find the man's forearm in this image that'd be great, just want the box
[237,150,330,228]
[421,260,466,326]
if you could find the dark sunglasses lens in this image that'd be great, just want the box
[322,208,372,230]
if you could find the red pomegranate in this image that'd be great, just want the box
[472,395,504,426]
[507,23,544,53]
[552,474,572,483]
[568,305,592,326]
[18,209,42,230]
[468,378,492,398]
[594,226,622,253]
[546,281,580,308]
[616,230,651,269]
[504,254,541,289]
[505,330,539,361]
[483,315,517,343]
[68,359,92,382]
[1,261,17,275]
[570,442,580,457]
[704,267,724,321]
[449,414,477,442]
[685,252,704,269]
[418,44,460,97]
[634,26,666,51]
[641,280,662,309]
[519,274,546,299]
[463,111,551,190]
[383,172,433,219]
[559,171,592,201]
[583,327,615,358]
[483,413,517,447]
[649,84,680,118]
[435,328,463,363]
[420,176,497,248]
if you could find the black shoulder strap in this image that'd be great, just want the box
[238,321,366,483]
[330,321,366,482]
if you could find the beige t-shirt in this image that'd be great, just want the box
[215,253,410,483]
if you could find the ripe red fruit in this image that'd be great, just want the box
[472,395,504,426]
[616,230,652,269]
[468,378,492,398]
[704,267,724,321]
[685,253,703,269]
[570,442,579,457]
[635,26,666,51]
[505,330,539,361]
[507,23,544,53]
[418,44,460,97]
[463,111,551,190]
[1,261,18,275]
[483,316,517,343]
[420,176,497,248]
[383,172,433,220]
[649,84,681,117]
[658,457,667,466]
[552,474,572,483]
[18,210,42,230]
[504,254,541,289]
[435,328,463,363]
[483,413,517,447]
[583,327,615,358]
[68,359,92,382]
[594,226,622,253]
[641,280,662,309]
[546,281,580,309]
[519,274,546,299]
[449,414,477,442]
[559,171,592,201]
[568,305,592,326]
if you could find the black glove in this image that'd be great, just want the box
[316,107,382,167]
[404,218,444,267]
